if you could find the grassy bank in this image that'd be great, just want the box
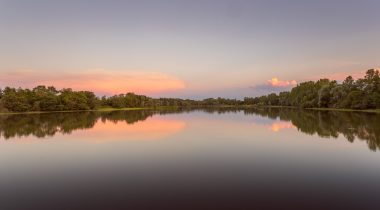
[0,106,188,115]
[254,105,380,113]
[306,107,380,113]
[0,107,150,116]
[96,107,149,112]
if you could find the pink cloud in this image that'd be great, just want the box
[267,78,297,87]
[0,69,186,95]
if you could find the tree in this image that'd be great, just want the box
[346,91,365,109]
[59,89,90,110]
[329,85,345,108]
[279,92,290,106]
[31,85,59,111]
[83,91,99,109]
[267,93,279,106]
[2,87,31,112]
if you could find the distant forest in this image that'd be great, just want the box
[0,69,379,112]
[244,69,380,109]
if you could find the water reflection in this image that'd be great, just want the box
[0,108,380,209]
[0,110,172,141]
[0,108,379,151]
[244,108,380,151]
[268,121,295,132]
[202,107,380,151]
[81,117,186,142]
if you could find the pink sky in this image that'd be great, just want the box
[0,1,379,98]
[0,68,375,98]
[0,69,186,96]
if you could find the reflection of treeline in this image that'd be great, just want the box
[162,107,380,151]
[0,110,157,140]
[244,108,380,151]
[155,106,243,115]
[1,107,379,151]
[99,110,154,124]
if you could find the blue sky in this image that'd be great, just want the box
[0,0,379,98]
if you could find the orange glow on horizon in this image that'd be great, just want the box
[0,70,186,95]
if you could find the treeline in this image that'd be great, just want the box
[244,69,380,109]
[0,86,98,112]
[0,86,241,112]
[0,69,379,112]
[0,86,200,112]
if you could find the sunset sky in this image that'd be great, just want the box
[0,0,379,99]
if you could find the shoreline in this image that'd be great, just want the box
[194,105,380,113]
[0,107,150,116]
[254,106,380,113]
[306,107,380,113]
[0,106,379,115]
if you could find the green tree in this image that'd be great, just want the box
[59,89,90,110]
[2,88,31,112]
[267,93,279,106]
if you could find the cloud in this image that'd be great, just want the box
[246,77,297,96]
[0,69,186,95]
[267,78,297,87]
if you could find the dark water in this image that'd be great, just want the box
[0,108,379,210]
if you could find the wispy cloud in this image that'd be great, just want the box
[0,69,186,95]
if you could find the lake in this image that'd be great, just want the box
[0,108,379,210]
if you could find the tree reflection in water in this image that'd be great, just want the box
[0,108,379,151]
[244,108,380,151]
[0,110,154,140]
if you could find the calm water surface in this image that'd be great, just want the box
[0,108,379,210]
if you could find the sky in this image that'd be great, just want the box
[0,0,379,99]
